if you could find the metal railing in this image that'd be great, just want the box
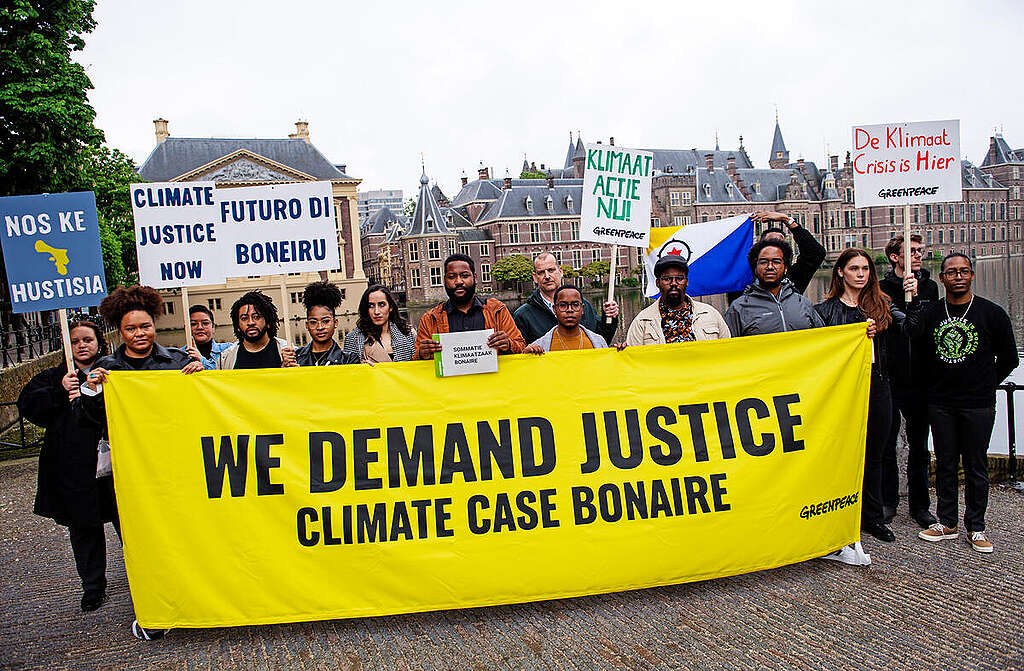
[0,401,44,457]
[997,382,1022,491]
[1,322,63,368]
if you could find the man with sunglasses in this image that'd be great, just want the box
[724,239,824,337]
[879,234,940,528]
[625,255,729,345]
[912,253,1017,553]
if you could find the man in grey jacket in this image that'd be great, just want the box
[725,239,824,337]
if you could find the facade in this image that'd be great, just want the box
[362,124,1024,304]
[137,119,367,343]
[357,188,404,222]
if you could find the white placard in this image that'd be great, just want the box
[130,181,227,288]
[434,329,498,377]
[851,119,961,208]
[217,181,341,278]
[580,144,653,247]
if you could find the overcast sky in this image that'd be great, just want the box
[80,0,1023,199]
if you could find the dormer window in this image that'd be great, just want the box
[753,182,761,195]
[665,165,673,173]
[525,196,534,213]
[545,195,553,212]
[426,217,434,232]
[703,183,711,198]
[726,183,734,196]
[566,195,574,213]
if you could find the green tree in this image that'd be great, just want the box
[403,197,416,217]
[560,265,577,279]
[581,260,611,280]
[0,0,104,197]
[79,145,139,287]
[492,254,534,286]
[520,169,546,179]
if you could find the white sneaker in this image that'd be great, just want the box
[819,542,871,566]
[968,531,994,553]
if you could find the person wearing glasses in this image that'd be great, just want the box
[186,305,232,370]
[295,281,360,366]
[912,253,1018,553]
[878,234,940,528]
[625,255,729,345]
[724,239,824,337]
[524,285,616,353]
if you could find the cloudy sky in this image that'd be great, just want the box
[81,0,1022,199]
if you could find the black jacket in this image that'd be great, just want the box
[512,289,618,345]
[76,342,194,437]
[295,340,359,366]
[879,268,939,390]
[814,297,913,379]
[18,364,115,527]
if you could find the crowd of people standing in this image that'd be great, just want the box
[18,210,1017,640]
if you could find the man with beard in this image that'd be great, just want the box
[187,305,232,370]
[879,234,940,527]
[217,290,298,369]
[724,239,824,337]
[912,253,1017,553]
[295,281,359,366]
[513,252,619,344]
[625,256,729,345]
[415,254,525,360]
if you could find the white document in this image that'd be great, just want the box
[434,329,498,377]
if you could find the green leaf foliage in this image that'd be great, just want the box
[491,254,535,284]
[580,260,611,279]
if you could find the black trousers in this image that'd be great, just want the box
[862,374,892,526]
[927,404,995,532]
[67,507,120,594]
[883,387,933,515]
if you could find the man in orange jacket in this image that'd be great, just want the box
[415,254,526,360]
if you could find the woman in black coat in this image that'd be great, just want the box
[17,320,116,612]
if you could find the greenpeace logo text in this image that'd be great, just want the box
[877,186,939,200]
[799,492,858,519]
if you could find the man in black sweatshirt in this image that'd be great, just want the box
[726,211,825,303]
[913,253,1018,553]
[879,234,939,528]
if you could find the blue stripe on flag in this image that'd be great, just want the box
[685,217,754,296]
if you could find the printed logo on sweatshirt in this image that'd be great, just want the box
[934,317,978,364]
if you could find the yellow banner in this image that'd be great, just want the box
[106,323,871,628]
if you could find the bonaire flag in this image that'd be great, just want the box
[644,214,755,298]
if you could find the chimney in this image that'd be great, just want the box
[539,163,545,170]
[989,136,998,164]
[460,172,468,187]
[829,155,839,173]
[727,156,736,173]
[546,175,554,188]
[504,174,512,190]
[478,163,490,181]
[154,118,169,145]
[797,157,805,172]
[573,152,585,178]
[705,153,714,173]
[289,120,310,143]
[609,136,615,146]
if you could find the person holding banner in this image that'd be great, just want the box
[217,291,298,369]
[724,240,824,337]
[524,285,615,353]
[343,284,415,363]
[414,254,525,360]
[513,253,618,345]
[625,255,729,346]
[294,281,359,366]
[912,254,1018,553]
[815,249,919,545]
[18,319,117,613]
[879,234,940,528]
[187,305,232,370]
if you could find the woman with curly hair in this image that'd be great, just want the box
[815,249,919,561]
[77,285,202,639]
[343,284,415,363]
[18,320,115,613]
[295,281,359,366]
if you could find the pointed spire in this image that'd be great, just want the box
[769,117,789,168]
[715,131,720,151]
[409,166,452,236]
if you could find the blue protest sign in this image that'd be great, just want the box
[0,191,108,313]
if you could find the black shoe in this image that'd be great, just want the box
[863,521,896,542]
[911,510,938,529]
[882,506,897,523]
[81,590,106,612]
[132,620,169,641]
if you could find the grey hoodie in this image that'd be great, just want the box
[724,278,824,337]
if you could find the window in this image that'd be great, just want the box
[960,229,966,243]
[554,250,562,264]
[525,196,534,213]
[971,228,976,242]
[481,263,491,283]
[1001,227,1006,241]
[673,215,683,226]
[429,266,441,286]
[551,222,560,242]
[936,205,943,223]
[545,195,553,212]
[459,244,470,256]
[970,203,976,221]
[572,250,582,268]
[571,222,580,239]
[409,242,419,261]
[529,223,540,243]
[426,217,434,232]
[428,239,440,259]
[925,205,932,223]
[938,230,944,244]
[591,248,600,262]
[701,215,708,222]
[860,210,867,226]
[991,203,996,220]
[165,301,174,315]
[651,217,661,227]
[927,230,933,244]
[703,184,711,198]
[992,227,997,241]
[480,244,489,256]
[913,207,919,224]
[566,195,574,213]
[949,205,955,222]
[1014,166,1020,179]
[509,224,519,243]
[683,216,692,225]
[813,213,820,234]
[862,234,868,247]
[410,268,421,288]
[207,298,222,311]
[448,240,455,255]
[1000,203,1006,220]
[889,208,895,224]
[682,191,692,204]
[290,292,303,304]
[670,191,681,206]
[845,187,853,203]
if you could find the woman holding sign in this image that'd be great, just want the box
[75,285,202,640]
[815,250,918,557]
[18,320,115,613]
[343,284,415,363]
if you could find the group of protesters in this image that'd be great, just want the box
[18,210,1017,640]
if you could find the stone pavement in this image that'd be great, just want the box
[1,457,1021,671]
